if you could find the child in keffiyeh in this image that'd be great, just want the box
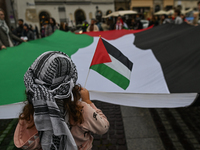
[14,51,109,150]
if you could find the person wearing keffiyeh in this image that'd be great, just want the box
[14,51,109,150]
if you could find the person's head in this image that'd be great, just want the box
[60,22,65,29]
[23,23,29,30]
[18,19,24,26]
[175,9,181,17]
[49,17,56,26]
[180,14,185,20]
[136,14,140,19]
[42,22,47,27]
[131,18,135,24]
[29,24,33,29]
[198,1,200,11]
[84,20,88,24]
[193,12,198,18]
[91,18,96,25]
[161,14,167,20]
[60,22,64,26]
[0,8,5,20]
[117,16,121,21]
[20,51,83,126]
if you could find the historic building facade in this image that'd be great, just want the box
[130,0,198,17]
[130,0,174,14]
[174,0,199,11]
[1,0,199,28]
[11,0,114,27]
[114,0,131,11]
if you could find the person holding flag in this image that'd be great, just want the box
[115,16,128,30]
[14,51,109,150]
[0,8,24,50]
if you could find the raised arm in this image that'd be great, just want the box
[80,88,109,135]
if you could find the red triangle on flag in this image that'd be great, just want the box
[90,38,112,67]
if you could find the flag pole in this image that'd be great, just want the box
[84,69,90,88]
[84,35,101,88]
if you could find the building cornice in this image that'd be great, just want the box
[35,0,114,5]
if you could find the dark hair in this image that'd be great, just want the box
[42,22,47,26]
[175,9,181,16]
[0,8,5,13]
[23,23,29,30]
[19,85,84,128]
[163,14,167,18]
[198,1,200,5]
[18,19,24,22]
[50,17,56,26]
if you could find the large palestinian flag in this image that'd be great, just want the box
[0,23,200,119]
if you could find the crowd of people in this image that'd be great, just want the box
[0,1,200,50]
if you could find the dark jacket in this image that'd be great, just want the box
[0,27,23,49]
[22,29,34,41]
[45,24,58,36]
[14,25,23,37]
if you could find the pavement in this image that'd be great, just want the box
[121,106,164,150]
[0,100,200,150]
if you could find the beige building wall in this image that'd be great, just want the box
[13,0,40,27]
[115,3,128,11]
[174,1,198,10]
[131,0,153,8]
[163,0,174,8]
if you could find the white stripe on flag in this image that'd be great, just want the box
[104,55,131,80]
[0,93,197,119]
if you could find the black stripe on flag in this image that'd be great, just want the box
[134,23,200,93]
[102,38,133,71]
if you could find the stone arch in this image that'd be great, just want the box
[118,7,124,11]
[74,9,86,25]
[155,5,161,12]
[39,11,50,26]
[106,10,112,15]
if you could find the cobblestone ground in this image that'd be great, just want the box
[0,100,128,150]
[0,102,200,150]
[91,101,127,150]
[149,106,200,150]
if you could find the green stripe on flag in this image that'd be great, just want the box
[90,63,130,90]
[0,31,93,105]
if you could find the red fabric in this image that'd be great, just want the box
[84,26,153,40]
[90,38,111,67]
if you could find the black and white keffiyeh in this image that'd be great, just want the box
[0,19,9,34]
[24,51,78,150]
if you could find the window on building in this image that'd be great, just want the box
[118,7,124,11]
[89,12,93,20]
[132,7,150,14]
[58,7,66,23]
[177,5,182,10]
[75,9,86,25]
[39,11,50,26]
[155,5,161,12]
[165,6,173,11]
